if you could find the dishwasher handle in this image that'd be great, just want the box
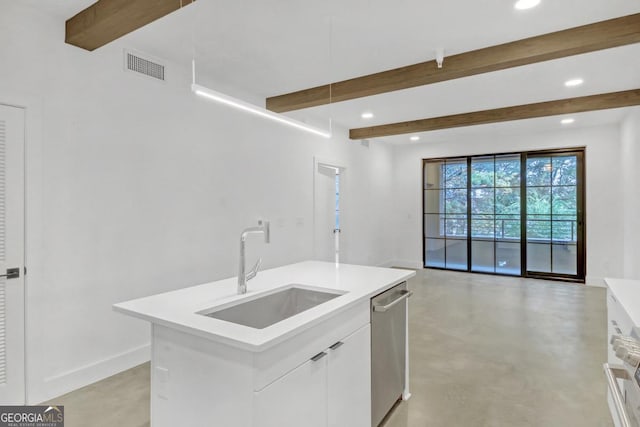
[603,363,632,427]
[373,290,413,312]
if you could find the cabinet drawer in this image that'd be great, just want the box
[253,300,369,391]
[253,355,327,427]
[607,289,634,334]
[607,288,635,364]
[328,324,371,427]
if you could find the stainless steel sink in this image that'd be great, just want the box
[198,285,344,329]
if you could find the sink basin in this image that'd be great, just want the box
[198,285,345,329]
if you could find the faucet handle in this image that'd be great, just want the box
[246,258,262,281]
[258,220,270,243]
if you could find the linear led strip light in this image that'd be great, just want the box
[191,62,332,138]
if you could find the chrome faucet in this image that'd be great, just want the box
[238,220,270,294]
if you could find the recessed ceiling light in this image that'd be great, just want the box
[565,78,584,87]
[514,0,540,10]
[561,118,575,125]
[410,136,420,141]
[361,112,374,119]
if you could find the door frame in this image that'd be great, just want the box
[522,148,586,283]
[2,93,44,404]
[313,157,346,263]
[421,147,586,283]
[0,101,27,403]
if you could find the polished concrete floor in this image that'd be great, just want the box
[43,361,150,427]
[44,269,613,427]
[384,269,612,427]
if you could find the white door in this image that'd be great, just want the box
[328,324,371,427]
[314,161,342,263]
[253,356,327,427]
[0,104,25,404]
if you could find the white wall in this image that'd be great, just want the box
[621,107,640,279]
[0,3,395,403]
[391,124,624,286]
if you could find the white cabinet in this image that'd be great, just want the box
[605,282,638,427]
[254,324,371,427]
[149,300,373,427]
[253,356,327,427]
[328,324,371,427]
[607,288,634,363]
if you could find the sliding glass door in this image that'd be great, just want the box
[424,158,468,270]
[470,155,522,275]
[423,149,585,282]
[524,152,584,279]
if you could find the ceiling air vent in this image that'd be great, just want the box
[124,50,165,81]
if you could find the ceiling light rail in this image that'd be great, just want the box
[191,61,331,139]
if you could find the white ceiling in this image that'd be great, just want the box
[25,0,640,142]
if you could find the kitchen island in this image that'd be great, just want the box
[114,261,415,427]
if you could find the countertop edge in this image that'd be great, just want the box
[604,277,640,327]
[114,263,416,352]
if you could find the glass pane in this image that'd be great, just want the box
[424,189,443,214]
[552,186,576,215]
[471,157,494,188]
[496,242,521,275]
[425,239,445,268]
[471,188,494,214]
[445,239,467,270]
[552,219,575,242]
[495,155,521,187]
[472,218,494,239]
[424,161,444,189]
[424,214,444,238]
[552,156,577,186]
[472,240,494,273]
[497,216,521,240]
[527,243,550,272]
[496,188,520,215]
[445,216,467,238]
[444,160,467,189]
[552,243,577,275]
[526,157,551,187]
[527,187,551,215]
[445,189,467,214]
[527,220,551,240]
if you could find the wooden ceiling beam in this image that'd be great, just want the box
[349,89,640,139]
[66,0,196,51]
[266,13,640,113]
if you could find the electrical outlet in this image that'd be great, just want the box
[155,366,170,400]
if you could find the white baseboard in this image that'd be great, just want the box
[585,276,606,288]
[29,344,150,404]
[391,260,423,270]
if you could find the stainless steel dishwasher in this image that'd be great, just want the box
[371,281,412,427]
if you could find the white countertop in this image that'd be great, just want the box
[605,277,640,327]
[114,261,415,352]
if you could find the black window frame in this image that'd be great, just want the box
[422,147,586,283]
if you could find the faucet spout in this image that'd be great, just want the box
[238,220,270,295]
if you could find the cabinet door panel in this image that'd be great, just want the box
[328,324,371,427]
[254,356,327,427]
